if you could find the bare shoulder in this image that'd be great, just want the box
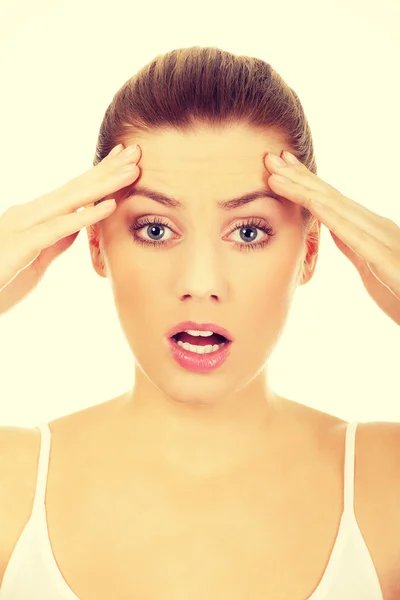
[0,406,115,589]
[289,401,400,592]
[0,424,41,494]
[292,403,400,514]
[355,420,400,507]
[356,419,400,455]
[355,420,400,594]
[0,425,41,586]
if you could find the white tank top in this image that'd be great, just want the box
[0,421,384,599]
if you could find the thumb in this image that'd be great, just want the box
[329,230,366,272]
[34,230,80,277]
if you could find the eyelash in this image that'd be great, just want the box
[128,216,276,252]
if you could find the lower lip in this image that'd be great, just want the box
[166,337,233,373]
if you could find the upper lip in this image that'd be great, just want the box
[166,321,234,342]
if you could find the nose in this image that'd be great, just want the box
[173,240,228,303]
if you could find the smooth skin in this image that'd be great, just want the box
[0,126,399,599]
[267,150,400,326]
[0,142,137,315]
[84,126,399,477]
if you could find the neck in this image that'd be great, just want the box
[114,370,284,478]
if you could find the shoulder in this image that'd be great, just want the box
[0,425,41,586]
[289,402,400,547]
[355,421,400,592]
[355,420,400,483]
[0,424,41,479]
[0,425,41,517]
[355,420,400,517]
[314,415,400,593]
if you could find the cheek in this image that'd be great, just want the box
[239,272,296,356]
[111,265,157,309]
[241,262,297,318]
[238,230,304,287]
[237,239,304,324]
[105,222,304,300]
[111,272,159,348]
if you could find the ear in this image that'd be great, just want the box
[86,223,108,279]
[298,218,321,286]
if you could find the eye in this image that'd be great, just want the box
[128,216,174,247]
[227,218,276,252]
[128,216,276,252]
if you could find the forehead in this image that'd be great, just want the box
[115,125,295,213]
[122,125,287,173]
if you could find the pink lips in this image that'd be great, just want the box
[166,336,233,373]
[165,320,233,342]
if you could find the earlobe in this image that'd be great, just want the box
[86,224,108,278]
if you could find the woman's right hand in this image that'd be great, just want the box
[0,143,141,315]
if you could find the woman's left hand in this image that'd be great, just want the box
[265,150,400,326]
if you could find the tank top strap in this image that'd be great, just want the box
[343,421,359,516]
[31,421,52,514]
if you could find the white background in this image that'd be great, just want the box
[0,0,398,428]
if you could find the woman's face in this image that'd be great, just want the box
[87,125,319,408]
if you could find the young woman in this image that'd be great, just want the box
[0,47,399,600]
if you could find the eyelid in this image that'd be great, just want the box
[225,216,272,232]
[130,215,275,240]
[131,213,275,232]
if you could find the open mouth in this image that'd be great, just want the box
[171,331,229,348]
[167,329,233,371]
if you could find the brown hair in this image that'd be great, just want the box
[93,46,319,254]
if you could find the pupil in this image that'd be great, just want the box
[148,225,164,240]
[147,225,257,243]
[241,227,257,242]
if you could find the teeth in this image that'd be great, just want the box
[177,341,226,354]
[183,329,214,337]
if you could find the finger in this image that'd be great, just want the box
[265,153,394,243]
[109,143,124,156]
[326,206,399,289]
[330,230,364,269]
[8,144,141,231]
[25,199,117,256]
[268,173,396,251]
[269,174,396,270]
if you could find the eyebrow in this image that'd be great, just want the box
[123,184,283,210]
